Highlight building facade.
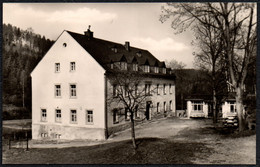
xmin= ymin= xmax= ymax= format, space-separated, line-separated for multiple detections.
xmin=186 ymin=100 xmax=209 ymax=118
xmin=31 ymin=29 xmax=176 ymax=140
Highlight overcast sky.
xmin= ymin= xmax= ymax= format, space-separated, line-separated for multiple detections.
xmin=3 ymin=3 xmax=195 ymax=68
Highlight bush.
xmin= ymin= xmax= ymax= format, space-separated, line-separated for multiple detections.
xmin=3 ymin=107 xmax=31 ymax=120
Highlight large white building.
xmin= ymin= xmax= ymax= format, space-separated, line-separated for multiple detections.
xmin=31 ymin=29 xmax=176 ymax=140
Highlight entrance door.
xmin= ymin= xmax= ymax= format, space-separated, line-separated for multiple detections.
xmin=146 ymin=102 xmax=151 ymax=120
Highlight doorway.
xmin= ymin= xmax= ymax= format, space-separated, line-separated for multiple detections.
xmin=146 ymin=101 xmax=151 ymax=120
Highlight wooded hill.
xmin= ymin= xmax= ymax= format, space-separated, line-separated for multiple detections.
xmin=3 ymin=23 xmax=54 ymax=119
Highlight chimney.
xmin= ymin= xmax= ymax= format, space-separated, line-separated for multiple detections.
xmin=125 ymin=41 xmax=130 ymax=51
xmin=84 ymin=25 xmax=94 ymax=39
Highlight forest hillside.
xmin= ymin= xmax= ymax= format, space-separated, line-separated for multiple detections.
xmin=3 ymin=23 xmax=54 ymax=119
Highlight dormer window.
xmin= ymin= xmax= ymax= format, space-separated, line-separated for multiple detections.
xmin=111 ymin=46 xmax=118 ymax=53
xmin=133 ymin=63 xmax=138 ymax=71
xmin=136 ymin=51 xmax=142 ymax=57
xmin=144 ymin=65 xmax=150 ymax=73
xmin=120 ymin=62 xmax=127 ymax=70
xmin=162 ymin=68 xmax=166 ymax=74
xmin=154 ymin=67 xmax=159 ymax=73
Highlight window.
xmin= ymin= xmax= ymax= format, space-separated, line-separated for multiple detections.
xmin=113 ymin=84 xmax=118 ymax=97
xmin=55 ymin=109 xmax=61 ymax=122
xmin=192 ymin=102 xmax=203 ymax=112
xmin=169 ymin=84 xmax=172 ymax=94
xmin=55 ymin=63 xmax=60 ymax=72
xmin=135 ymin=84 xmax=138 ymax=96
xmin=111 ymin=63 xmax=114 ymax=69
xmin=230 ymin=102 xmax=236 ymax=113
xmin=157 ymin=84 xmax=160 ymax=95
xmin=145 ymin=84 xmax=151 ymax=95
xmin=125 ymin=108 xmax=130 ymax=120
xmin=169 ymin=100 xmax=172 ymax=111
xmin=157 ymin=102 xmax=160 ymax=113
xmin=41 ymin=109 xmax=47 ymax=122
xmin=55 ymin=85 xmax=61 ymax=97
xmin=164 ymin=102 xmax=167 ymax=112
xmin=70 ymin=84 xmax=77 ymax=97
xmin=86 ymin=110 xmax=93 ymax=124
xmin=111 ymin=47 xmax=117 ymax=53
xmin=113 ymin=109 xmax=119 ymax=124
xmin=163 ymin=84 xmax=166 ymax=95
xmin=144 ymin=65 xmax=150 ymax=73
xmin=70 ymin=62 xmax=76 ymax=71
xmin=133 ymin=63 xmax=138 ymax=71
xmin=120 ymin=62 xmax=127 ymax=70
xmin=154 ymin=67 xmax=159 ymax=73
xmin=71 ymin=110 xmax=77 ymax=123
xmin=162 ymin=68 xmax=166 ymax=74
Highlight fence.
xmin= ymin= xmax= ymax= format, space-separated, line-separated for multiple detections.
xmin=3 ymin=129 xmax=31 ymax=150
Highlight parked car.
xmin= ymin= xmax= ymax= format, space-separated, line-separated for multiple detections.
xmin=222 ymin=113 xmax=238 ymax=127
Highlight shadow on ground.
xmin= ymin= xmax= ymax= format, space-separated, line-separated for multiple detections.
xmin=3 ymin=137 xmax=212 ymax=164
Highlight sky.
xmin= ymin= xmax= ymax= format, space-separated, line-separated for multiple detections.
xmin=3 ymin=3 xmax=195 ymax=68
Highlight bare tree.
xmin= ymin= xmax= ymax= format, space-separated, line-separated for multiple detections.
xmin=165 ymin=59 xmax=187 ymax=69
xmin=193 ymin=17 xmax=226 ymax=124
xmin=107 ymin=71 xmax=156 ymax=149
xmin=160 ymin=2 xmax=257 ymax=131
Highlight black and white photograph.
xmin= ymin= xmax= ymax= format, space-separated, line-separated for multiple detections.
xmin=2 ymin=2 xmax=257 ymax=164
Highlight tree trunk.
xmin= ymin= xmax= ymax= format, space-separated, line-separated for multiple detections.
xmin=236 ymin=87 xmax=246 ymax=131
xmin=22 ymin=76 xmax=25 ymax=108
xmin=130 ymin=112 xmax=137 ymax=149
xmin=212 ymin=89 xmax=217 ymax=124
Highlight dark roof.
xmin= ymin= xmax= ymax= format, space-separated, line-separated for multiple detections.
xmin=185 ymin=94 xmax=213 ymax=102
xmin=66 ymin=30 xmax=162 ymax=69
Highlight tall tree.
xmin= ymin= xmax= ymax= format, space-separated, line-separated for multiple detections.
xmin=107 ymin=71 xmax=155 ymax=149
xmin=192 ymin=16 xmax=227 ymax=123
xmin=160 ymin=2 xmax=257 ymax=131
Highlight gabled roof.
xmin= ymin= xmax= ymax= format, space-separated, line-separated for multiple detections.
xmin=66 ymin=30 xmax=162 ymax=69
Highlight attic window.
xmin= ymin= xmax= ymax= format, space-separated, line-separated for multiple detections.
xmin=111 ymin=47 xmax=118 ymax=53
xmin=136 ymin=51 xmax=142 ymax=57
xmin=162 ymin=68 xmax=166 ymax=74
xmin=144 ymin=65 xmax=150 ymax=73
xmin=120 ymin=62 xmax=127 ymax=70
xmin=63 ymin=43 xmax=67 ymax=47
xmin=154 ymin=67 xmax=159 ymax=73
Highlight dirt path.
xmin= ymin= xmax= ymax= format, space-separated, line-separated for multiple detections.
xmin=109 ymin=117 xmax=256 ymax=164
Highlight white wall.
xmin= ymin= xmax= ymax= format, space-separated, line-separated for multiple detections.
xmin=186 ymin=100 xmax=208 ymax=118
xmin=31 ymin=31 xmax=106 ymax=139
xmin=222 ymin=101 xmax=238 ymax=118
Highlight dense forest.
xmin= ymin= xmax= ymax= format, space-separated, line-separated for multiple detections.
xmin=3 ymin=23 xmax=54 ymax=119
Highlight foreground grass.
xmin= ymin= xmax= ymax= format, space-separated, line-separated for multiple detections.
xmin=3 ymin=138 xmax=212 ymax=164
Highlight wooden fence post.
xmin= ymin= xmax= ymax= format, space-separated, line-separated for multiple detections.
xmin=9 ymin=139 xmax=11 ymax=149
xmin=26 ymin=132 xmax=29 ymax=151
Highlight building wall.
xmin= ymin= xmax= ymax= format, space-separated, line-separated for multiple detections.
xmin=221 ymin=101 xmax=237 ymax=118
xmin=187 ymin=100 xmax=208 ymax=118
xmin=31 ymin=31 xmax=106 ymax=140
xmin=106 ymin=76 xmax=176 ymax=129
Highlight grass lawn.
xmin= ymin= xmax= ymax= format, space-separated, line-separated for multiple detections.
xmin=3 ymin=138 xmax=212 ymax=164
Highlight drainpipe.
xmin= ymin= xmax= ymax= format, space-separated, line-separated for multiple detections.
xmin=104 ymin=74 xmax=108 ymax=139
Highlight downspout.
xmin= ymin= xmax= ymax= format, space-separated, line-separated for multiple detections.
xmin=104 ymin=74 xmax=108 ymax=139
